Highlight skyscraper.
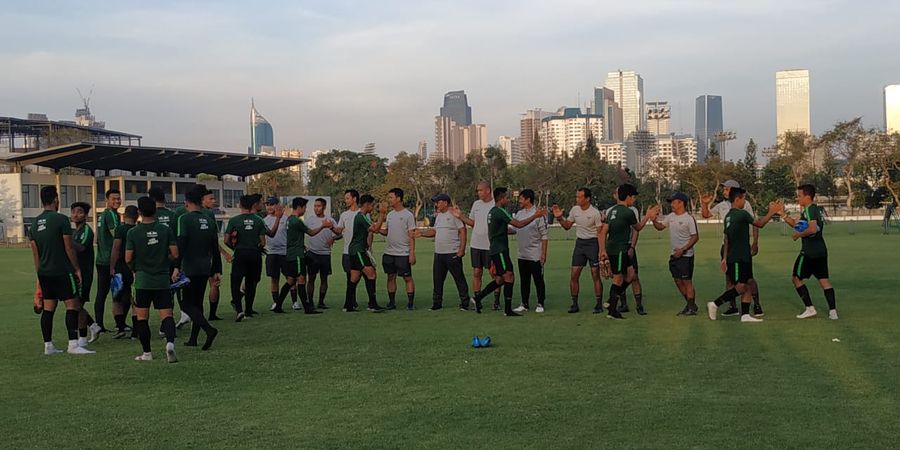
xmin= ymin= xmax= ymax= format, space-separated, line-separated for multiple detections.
xmin=604 ymin=70 xmax=645 ymax=139
xmin=249 ymin=99 xmax=274 ymax=155
xmin=540 ymin=107 xmax=604 ymax=158
xmin=497 ymin=135 xmax=520 ymax=166
xmin=433 ymin=116 xmax=487 ymax=163
xmin=695 ymin=95 xmax=723 ymax=162
xmin=592 ymin=87 xmax=623 ymax=141
xmin=417 ymin=140 xmax=428 ymax=159
xmin=519 ymin=109 xmax=552 ymax=160
xmin=439 ymin=90 xmax=472 ymax=126
xmin=646 ymin=101 xmax=670 ymax=136
xmin=776 ymin=69 xmax=811 ymax=138
xmin=885 ymin=84 xmax=900 ymax=133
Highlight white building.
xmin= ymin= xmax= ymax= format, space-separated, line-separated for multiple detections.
xmin=885 ymin=84 xmax=900 ymax=133
xmin=646 ymin=101 xmax=670 ymax=136
xmin=604 ymin=70 xmax=645 ymax=139
xmin=597 ymin=142 xmax=627 ymax=166
xmin=497 ymin=135 xmax=521 ymax=166
xmin=433 ymin=116 xmax=488 ymax=163
xmin=540 ymin=108 xmax=603 ymax=158
xmin=776 ymin=69 xmax=811 ymax=137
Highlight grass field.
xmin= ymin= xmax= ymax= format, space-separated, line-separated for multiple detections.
xmin=2 ymin=221 xmax=899 ymax=449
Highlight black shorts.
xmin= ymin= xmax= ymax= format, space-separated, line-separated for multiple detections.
xmin=266 ymin=254 xmax=286 ymax=278
xmin=793 ymin=254 xmax=829 ymax=280
xmin=471 ymin=248 xmax=491 ymax=269
xmin=282 ymin=255 xmax=306 ymax=278
xmin=631 ymin=250 xmax=639 ymax=274
xmin=349 ymin=251 xmax=374 ymax=271
xmin=490 ymin=251 xmax=514 ymax=275
xmin=669 ymin=256 xmax=694 ymax=280
xmin=342 ymin=254 xmax=351 ymax=273
xmin=572 ymin=238 xmax=600 ymax=267
xmin=134 ymin=289 xmax=174 ymax=309
xmin=383 ymin=254 xmax=412 ymax=277
xmin=609 ymin=251 xmax=633 ymax=275
xmin=726 ymin=261 xmax=754 ymax=285
xmin=38 ymin=273 xmax=78 ymax=301
xmin=306 ymin=253 xmax=332 ymax=276
xmin=78 ymin=269 xmax=94 ymax=303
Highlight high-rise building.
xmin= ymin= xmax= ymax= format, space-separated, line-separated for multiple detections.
xmin=776 ymin=69 xmax=811 ymax=138
xmin=363 ymin=142 xmax=376 ymax=154
xmin=592 ymin=87 xmax=624 ymax=141
xmin=281 ymin=148 xmax=309 ymax=184
xmin=597 ymin=142 xmax=627 ymax=166
xmin=540 ymin=107 xmax=604 ymax=158
xmin=604 ymin=70 xmax=645 ymax=139
xmin=439 ymin=90 xmax=472 ymax=126
xmin=433 ymin=116 xmax=488 ymax=163
xmin=519 ymin=109 xmax=552 ymax=161
xmin=250 ymin=99 xmax=274 ymax=155
xmin=417 ymin=140 xmax=428 ymax=160
xmin=885 ymin=84 xmax=900 ymax=133
xmin=497 ymin=135 xmax=521 ymax=166
xmin=646 ymin=101 xmax=670 ymax=136
xmin=695 ymin=95 xmax=723 ymax=162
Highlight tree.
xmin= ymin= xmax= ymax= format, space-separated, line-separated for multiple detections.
xmin=735 ymin=138 xmax=760 ymax=202
xmin=819 ymin=118 xmax=867 ymax=211
xmin=707 ymin=142 xmax=719 ymax=160
xmin=775 ymin=131 xmax=816 ymax=187
xmin=307 ymin=150 xmax=388 ymax=208
xmin=866 ymin=129 xmax=900 ymax=206
xmin=248 ymin=169 xmax=302 ymax=197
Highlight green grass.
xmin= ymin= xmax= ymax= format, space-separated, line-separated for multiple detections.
xmin=2 ymin=222 xmax=899 ymax=449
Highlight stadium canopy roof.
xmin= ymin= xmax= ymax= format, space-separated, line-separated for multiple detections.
xmin=0 ymin=142 xmax=308 ymax=178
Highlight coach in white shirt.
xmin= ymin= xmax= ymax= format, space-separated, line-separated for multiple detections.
xmin=453 ymin=181 xmax=498 ymax=310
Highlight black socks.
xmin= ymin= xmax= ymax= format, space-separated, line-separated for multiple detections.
xmin=114 ymin=314 xmax=127 ymax=331
xmin=136 ymin=319 xmax=151 ymax=352
xmin=796 ymin=285 xmax=813 ymax=307
xmin=41 ymin=309 xmax=55 ymax=342
xmin=740 ymin=302 xmax=751 ymax=315
xmin=714 ymin=288 xmax=739 ymax=306
xmin=65 ymin=309 xmax=78 ymax=340
xmin=161 ymin=316 xmax=176 ymax=344
xmin=475 ymin=281 xmax=499 ymax=302
xmin=824 ymin=288 xmax=836 ymax=310
xmin=634 ymin=293 xmax=643 ymax=308
xmin=208 ymin=301 xmax=219 ymax=319
xmin=364 ymin=278 xmax=377 ymax=306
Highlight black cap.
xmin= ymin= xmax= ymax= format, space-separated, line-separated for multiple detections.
xmin=431 ymin=193 xmax=451 ymax=203
xmin=265 ymin=196 xmax=279 ymax=205
xmin=666 ymin=192 xmax=689 ymax=204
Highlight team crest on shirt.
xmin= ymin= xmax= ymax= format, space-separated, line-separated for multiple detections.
xmin=147 ymin=230 xmax=159 ymax=245
xmin=36 ymin=218 xmax=47 ymax=232
xmin=609 ymin=209 xmax=618 ymax=220
xmin=199 ymin=218 xmax=209 ymax=230
xmin=243 ymin=219 xmax=255 ymax=230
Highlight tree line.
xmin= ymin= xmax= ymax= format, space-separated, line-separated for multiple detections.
xmin=284 ymin=117 xmax=898 ymax=218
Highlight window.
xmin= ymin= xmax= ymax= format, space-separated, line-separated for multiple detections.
xmin=124 ymin=180 xmax=147 ymax=201
xmin=175 ymin=182 xmax=194 ymax=203
xmin=77 ymin=186 xmax=92 ymax=204
xmin=22 ymin=184 xmax=39 ymax=208
xmin=60 ymin=185 xmax=75 ymax=207
xmin=96 ymin=180 xmax=105 ymax=202
xmin=223 ymin=189 xmax=244 ymax=208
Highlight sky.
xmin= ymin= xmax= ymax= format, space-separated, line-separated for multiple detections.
xmin=1 ymin=0 xmax=898 ymax=161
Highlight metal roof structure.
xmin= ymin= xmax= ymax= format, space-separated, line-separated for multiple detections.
xmin=0 ymin=116 xmax=142 ymax=150
xmin=0 ymin=142 xmax=308 ymax=178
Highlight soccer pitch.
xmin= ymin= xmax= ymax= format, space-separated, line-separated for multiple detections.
xmin=2 ymin=222 xmax=899 ymax=449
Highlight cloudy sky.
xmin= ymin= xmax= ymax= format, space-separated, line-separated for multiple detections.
xmin=2 ymin=0 xmax=898 ymax=160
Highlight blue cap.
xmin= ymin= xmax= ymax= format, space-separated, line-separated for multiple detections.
xmin=666 ymin=192 xmax=690 ymax=204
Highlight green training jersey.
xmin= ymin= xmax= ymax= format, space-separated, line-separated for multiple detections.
xmin=348 ymin=213 xmax=372 ymax=255
xmin=95 ymin=207 xmax=119 ymax=265
xmin=799 ymin=203 xmax=827 ymax=258
xmin=177 ymin=206 xmax=218 ymax=231
xmin=73 ymin=223 xmax=94 ymax=273
xmin=177 ymin=210 xmax=222 ymax=277
xmin=487 ymin=206 xmax=512 ymax=255
xmin=113 ymin=223 xmax=136 ymax=273
xmin=604 ymin=204 xmax=637 ymax=255
xmin=29 ymin=210 xmax=74 ymax=276
xmin=126 ymin=221 xmax=176 ymax=290
xmin=155 ymin=206 xmax=177 ymax=229
xmin=224 ymin=213 xmax=266 ymax=251
xmin=286 ymin=215 xmax=311 ymax=260
xmin=724 ymin=208 xmax=754 ymax=264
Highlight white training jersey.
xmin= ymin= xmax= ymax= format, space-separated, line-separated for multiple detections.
xmin=337 ymin=209 xmax=359 ymax=255
xmin=469 ymin=199 xmax=495 ymax=250
xmin=567 ymin=205 xmax=603 ymax=240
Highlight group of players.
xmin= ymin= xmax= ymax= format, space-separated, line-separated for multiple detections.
xmin=29 ymin=177 xmax=838 ymax=362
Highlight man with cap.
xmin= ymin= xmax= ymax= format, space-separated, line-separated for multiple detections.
xmin=701 ymin=180 xmax=764 ymax=317
xmin=599 ymin=184 xmax=660 ymax=320
xmin=652 ymin=192 xmax=700 ymax=315
xmin=417 ymin=193 xmax=470 ymax=310
xmin=261 ymin=196 xmax=289 ymax=313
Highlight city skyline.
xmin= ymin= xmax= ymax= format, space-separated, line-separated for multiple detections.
xmin=2 ymin=1 xmax=899 ymax=160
